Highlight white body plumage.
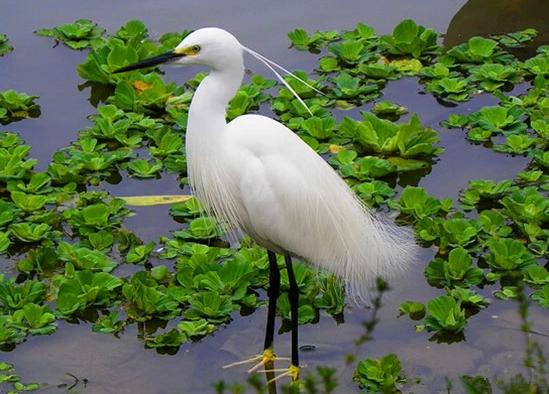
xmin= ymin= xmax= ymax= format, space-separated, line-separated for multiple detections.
xmin=181 ymin=28 xmax=417 ymax=301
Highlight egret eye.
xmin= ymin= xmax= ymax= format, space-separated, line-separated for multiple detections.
xmin=191 ymin=45 xmax=201 ymax=54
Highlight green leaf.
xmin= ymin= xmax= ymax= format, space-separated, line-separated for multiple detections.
xmin=10 ymin=223 xmax=51 ymax=242
xmin=57 ymin=270 xmax=123 ymax=315
xmin=145 ymin=328 xmax=187 ymax=348
xmin=0 ymin=34 xmax=14 ymax=57
xmin=92 ymin=311 xmax=125 ymax=334
xmin=288 ymin=29 xmax=310 ymax=49
xmin=58 ymin=242 xmax=118 ymax=272
xmin=185 ymin=292 xmax=234 ymax=323
xmin=177 ymin=318 xmax=216 ymax=337
xmin=0 ymin=276 xmax=46 ymax=311
xmin=127 ymin=242 xmax=155 ymax=264
xmin=394 ymin=186 xmax=452 ymax=220
xmin=485 ymin=238 xmax=535 ymax=271
xmin=10 ymin=192 xmax=47 ymax=212
xmin=532 ymin=284 xmax=549 ymax=308
xmin=425 ymin=295 xmax=466 ymax=332
xmin=399 ymin=301 xmax=425 ymax=320
xmin=354 ymin=353 xmax=403 ymax=392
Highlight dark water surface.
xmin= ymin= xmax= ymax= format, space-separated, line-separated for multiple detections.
xmin=1 ymin=1 xmax=548 ymax=393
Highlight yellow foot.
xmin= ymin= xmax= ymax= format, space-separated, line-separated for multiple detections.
xmin=222 ymin=348 xmax=290 ymax=373
xmin=258 ymin=364 xmax=301 ymax=383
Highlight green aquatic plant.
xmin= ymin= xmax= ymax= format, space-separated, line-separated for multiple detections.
xmin=449 ymin=287 xmax=489 ymax=311
xmin=55 ymin=268 xmax=123 ymax=316
xmin=185 ymin=292 xmax=235 ymax=323
xmin=92 ymin=311 xmax=125 ymax=334
xmin=381 ymin=19 xmax=438 ymax=59
xmin=470 ymin=63 xmax=523 ymax=92
xmin=0 ymin=144 xmax=38 ymax=182
xmin=227 ymin=75 xmax=276 ymax=120
xmin=371 ymin=101 xmax=407 ymax=120
xmin=177 ymin=318 xmax=217 ymax=337
xmin=524 ymin=53 xmax=549 ymax=76
xmin=398 ymin=301 xmax=425 ymax=320
xmin=174 ymin=217 xmax=223 ymax=240
xmin=330 ymin=150 xmax=399 ymax=181
xmin=62 ymin=198 xmax=131 ymax=235
xmin=0 ymin=232 xmax=9 ymax=254
xmin=353 ymin=353 xmax=404 ymax=393
xmin=277 ymin=293 xmax=316 ymax=324
xmin=493 ymin=28 xmax=538 ymax=49
xmin=193 ymin=258 xmax=257 ymax=303
xmin=531 ymin=150 xmax=549 ymax=169
xmin=523 ymin=266 xmax=549 ymax=286
xmin=314 ymin=274 xmax=345 ymax=316
xmin=494 ymin=134 xmax=537 ymax=155
xmin=477 ymin=210 xmax=513 ymax=238
xmin=532 ymin=284 xmax=549 ymax=308
xmin=391 ymin=186 xmax=452 ymax=221
xmin=424 ymin=247 xmax=484 ymax=288
xmin=353 ymin=180 xmax=395 ymax=207
xmin=287 ymin=28 xmax=338 ymax=52
xmin=122 ymin=271 xmax=181 ymax=321
xmin=11 ymin=303 xmax=57 ymax=336
xmin=484 ymin=238 xmax=536 ymax=271
xmin=57 ymin=242 xmax=118 ymax=272
xmin=110 ymin=74 xmax=186 ymax=113
xmin=0 ymin=316 xmax=26 ymax=345
xmin=328 ymin=40 xmax=369 ymax=65
xmin=425 ymin=77 xmax=472 ymax=102
xmin=35 ymin=19 xmax=105 ymax=49
xmin=446 ymin=36 xmax=501 ymax=64
xmin=77 ymin=37 xmax=158 ymax=85
xmin=169 ymin=197 xmax=203 ymax=219
xmin=9 ymin=191 xmax=47 ymax=213
xmin=0 ymin=276 xmax=46 ymax=312
xmin=473 ymin=105 xmax=527 ymax=134
xmin=501 ymin=186 xmax=549 ymax=226
xmin=9 ymin=223 xmax=51 ymax=243
xmin=330 ymin=72 xmax=380 ymax=102
xmin=126 ymin=242 xmax=155 ymax=264
xmin=0 ymin=90 xmax=40 ymax=124
xmin=341 ymin=112 xmax=442 ymax=158
xmin=437 ymin=217 xmax=480 ymax=249
xmin=0 ymin=361 xmax=40 ymax=392
xmin=126 ymin=159 xmax=163 ymax=178
xmin=298 ymin=116 xmax=337 ymax=141
xmin=0 ymin=34 xmax=13 ymax=56
xmin=424 ymin=294 xmax=466 ymax=333
xmin=459 ymin=179 xmax=515 ymax=210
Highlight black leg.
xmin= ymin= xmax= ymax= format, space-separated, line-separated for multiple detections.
xmin=264 ymin=250 xmax=280 ymax=350
xmin=284 ymin=253 xmax=299 ymax=367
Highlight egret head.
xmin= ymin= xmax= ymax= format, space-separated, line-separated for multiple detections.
xmin=114 ymin=27 xmax=243 ymax=74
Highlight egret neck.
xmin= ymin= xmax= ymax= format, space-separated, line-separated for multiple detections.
xmin=185 ymin=53 xmax=246 ymax=235
xmin=187 ymin=60 xmax=245 ymax=141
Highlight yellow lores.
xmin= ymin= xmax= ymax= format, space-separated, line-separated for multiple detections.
xmin=174 ymin=44 xmax=201 ymax=56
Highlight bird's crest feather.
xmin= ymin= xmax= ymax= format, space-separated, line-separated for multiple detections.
xmin=241 ymin=45 xmax=325 ymax=116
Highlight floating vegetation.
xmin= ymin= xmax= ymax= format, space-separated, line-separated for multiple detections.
xmin=35 ymin=19 xmax=106 ymax=50
xmin=0 ymin=90 xmax=40 ymax=124
xmin=1 ymin=15 xmax=548 ymax=391
xmin=0 ymin=34 xmax=13 ymax=57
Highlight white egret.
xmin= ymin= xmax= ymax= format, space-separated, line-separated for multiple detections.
xmin=115 ymin=27 xmax=417 ymax=381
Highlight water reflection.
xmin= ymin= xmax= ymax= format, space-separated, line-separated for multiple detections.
xmin=445 ymin=0 xmax=549 ymax=59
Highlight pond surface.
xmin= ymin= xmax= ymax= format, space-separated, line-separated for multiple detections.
xmin=1 ymin=0 xmax=548 ymax=393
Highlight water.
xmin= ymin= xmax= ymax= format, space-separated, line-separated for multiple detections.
xmin=1 ymin=0 xmax=548 ymax=392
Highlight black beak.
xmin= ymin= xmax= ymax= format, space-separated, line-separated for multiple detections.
xmin=113 ymin=51 xmax=183 ymax=73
